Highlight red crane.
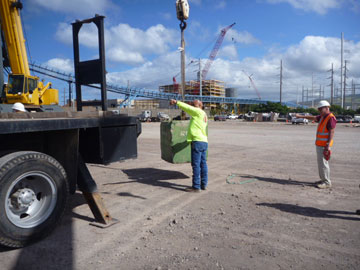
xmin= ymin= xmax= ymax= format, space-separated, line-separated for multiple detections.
xmin=201 ymin=22 xmax=235 ymax=81
xmin=242 ymin=70 xmax=261 ymax=99
xmin=172 ymin=23 xmax=235 ymax=94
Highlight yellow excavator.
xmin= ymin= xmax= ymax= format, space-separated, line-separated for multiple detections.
xmin=0 ymin=0 xmax=59 ymax=111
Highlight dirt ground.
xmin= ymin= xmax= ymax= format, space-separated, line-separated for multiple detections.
xmin=0 ymin=121 xmax=359 ymax=270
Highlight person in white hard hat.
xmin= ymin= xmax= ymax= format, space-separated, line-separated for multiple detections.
xmin=295 ymin=100 xmax=336 ymax=189
xmin=12 ymin=102 xmax=27 ymax=113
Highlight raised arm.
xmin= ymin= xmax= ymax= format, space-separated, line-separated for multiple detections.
xmin=170 ymin=99 xmax=201 ymax=117
xmin=295 ymin=114 xmax=317 ymax=121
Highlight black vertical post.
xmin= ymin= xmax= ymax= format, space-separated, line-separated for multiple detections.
xmin=72 ymin=15 xmax=107 ymax=112
xmin=95 ymin=18 xmax=107 ymax=111
xmin=72 ymin=21 xmax=82 ymax=111
xmin=0 ymin=24 xmax=4 ymax=101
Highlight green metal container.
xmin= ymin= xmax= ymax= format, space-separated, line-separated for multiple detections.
xmin=161 ymin=120 xmax=191 ymax=163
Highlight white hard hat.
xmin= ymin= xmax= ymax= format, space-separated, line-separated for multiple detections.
xmin=12 ymin=102 xmax=26 ymax=112
xmin=317 ymin=100 xmax=330 ymax=109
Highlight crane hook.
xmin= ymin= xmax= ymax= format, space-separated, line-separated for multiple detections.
xmin=179 ymin=20 xmax=187 ymax=31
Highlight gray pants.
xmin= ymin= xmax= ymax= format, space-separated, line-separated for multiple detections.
xmin=316 ymin=146 xmax=331 ymax=183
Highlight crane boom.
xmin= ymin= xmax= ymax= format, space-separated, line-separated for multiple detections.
xmin=201 ymin=22 xmax=235 ymax=80
xmin=0 ymin=0 xmax=29 ymax=75
xmin=243 ymin=70 xmax=261 ymax=99
xmin=0 ymin=0 xmax=59 ymax=107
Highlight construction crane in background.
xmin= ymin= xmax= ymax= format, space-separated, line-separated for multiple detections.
xmin=172 ymin=22 xmax=235 ymax=93
xmin=201 ymin=22 xmax=235 ymax=81
xmin=242 ymin=70 xmax=261 ymax=99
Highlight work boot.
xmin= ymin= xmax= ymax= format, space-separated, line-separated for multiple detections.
xmin=201 ymin=186 xmax=207 ymax=191
xmin=185 ymin=187 xmax=201 ymax=193
xmin=314 ymin=180 xmax=323 ymax=185
xmin=316 ymin=181 xmax=331 ymax=189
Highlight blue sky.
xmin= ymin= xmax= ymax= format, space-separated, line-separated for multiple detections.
xmin=13 ymin=0 xmax=360 ymax=102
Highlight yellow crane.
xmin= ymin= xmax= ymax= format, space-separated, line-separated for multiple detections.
xmin=0 ymin=0 xmax=59 ymax=108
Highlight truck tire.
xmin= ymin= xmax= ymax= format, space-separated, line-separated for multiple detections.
xmin=0 ymin=151 xmax=69 ymax=248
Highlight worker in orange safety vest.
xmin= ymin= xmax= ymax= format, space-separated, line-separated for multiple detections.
xmin=296 ymin=100 xmax=337 ymax=189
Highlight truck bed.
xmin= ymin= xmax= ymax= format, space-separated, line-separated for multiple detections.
xmin=0 ymin=111 xmax=141 ymax=193
xmin=0 ymin=111 xmax=139 ymax=134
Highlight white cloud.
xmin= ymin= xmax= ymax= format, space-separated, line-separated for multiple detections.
xmin=29 ymin=0 xmax=114 ymax=16
xmin=106 ymin=24 xmax=177 ymax=56
xmin=56 ymin=23 xmax=99 ymax=48
xmin=218 ymin=44 xmax=238 ymax=60
xmin=285 ymin=36 xmax=341 ymax=72
xmin=49 ymin=35 xmax=360 ymax=102
xmin=266 ymin=0 xmax=340 ymax=15
xmin=55 ymin=23 xmax=177 ymax=65
xmin=44 ymin=58 xmax=74 ymax=73
xmin=107 ymin=52 xmax=181 ymax=89
xmin=225 ymin=28 xmax=261 ymax=45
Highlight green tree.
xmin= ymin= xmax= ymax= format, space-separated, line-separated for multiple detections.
xmin=250 ymin=102 xmax=290 ymax=115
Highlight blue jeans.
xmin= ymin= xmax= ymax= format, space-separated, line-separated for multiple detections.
xmin=191 ymin=141 xmax=208 ymax=189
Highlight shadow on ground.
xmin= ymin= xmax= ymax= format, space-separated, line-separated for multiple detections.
xmin=227 ymin=174 xmax=313 ymax=186
xmin=104 ymin=168 xmax=190 ymax=191
xmin=0 ymin=192 xmax=90 ymax=269
xmin=257 ymin=203 xmax=360 ymax=221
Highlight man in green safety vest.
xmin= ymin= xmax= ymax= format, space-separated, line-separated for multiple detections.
xmin=170 ymin=99 xmax=208 ymax=192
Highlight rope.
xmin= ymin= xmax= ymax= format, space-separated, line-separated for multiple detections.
xmin=226 ymin=174 xmax=258 ymax=185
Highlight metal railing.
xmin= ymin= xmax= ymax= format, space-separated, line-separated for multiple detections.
xmin=29 ymin=62 xmax=303 ymax=107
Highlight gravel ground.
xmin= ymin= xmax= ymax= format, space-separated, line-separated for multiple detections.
xmin=0 ymin=121 xmax=359 ymax=270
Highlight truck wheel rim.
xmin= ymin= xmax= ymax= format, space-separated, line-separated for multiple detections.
xmin=5 ymin=172 xmax=57 ymax=229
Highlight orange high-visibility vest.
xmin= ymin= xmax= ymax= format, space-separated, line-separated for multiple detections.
xmin=316 ymin=113 xmax=336 ymax=147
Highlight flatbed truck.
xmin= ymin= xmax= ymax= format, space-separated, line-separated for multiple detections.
xmin=0 ymin=111 xmax=141 ymax=247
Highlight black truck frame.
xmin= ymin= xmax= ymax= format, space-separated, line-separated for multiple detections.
xmin=0 ymin=111 xmax=141 ymax=247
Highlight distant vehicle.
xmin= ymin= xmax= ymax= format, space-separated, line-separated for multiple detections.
xmin=262 ymin=113 xmax=271 ymax=121
xmin=237 ymin=114 xmax=244 ymax=119
xmin=291 ymin=114 xmax=309 ymax=124
xmin=336 ymin=115 xmax=353 ymax=123
xmin=214 ymin=115 xmax=226 ymax=121
xmin=157 ymin=112 xmax=170 ymax=121
xmin=139 ymin=110 xmax=152 ymax=122
xmin=353 ymin=115 xmax=360 ymax=123
xmin=244 ymin=111 xmax=255 ymax=121
xmin=228 ymin=114 xmax=237 ymax=120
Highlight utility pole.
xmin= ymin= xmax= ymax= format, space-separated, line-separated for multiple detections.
xmin=302 ymin=86 xmax=304 ymax=103
xmin=328 ymin=63 xmax=334 ymax=105
xmin=176 ymin=0 xmax=189 ymax=119
xmin=340 ymin=32 xmax=344 ymax=108
xmin=279 ymin=59 xmax=282 ymax=104
xmin=199 ymin=58 xmax=202 ymax=100
xmin=296 ymin=85 xmax=299 ymax=105
xmin=180 ymin=27 xmax=186 ymax=103
xmin=311 ymin=73 xmax=314 ymax=107
xmin=351 ymin=79 xmax=354 ymax=110
xmin=343 ymin=60 xmax=348 ymax=109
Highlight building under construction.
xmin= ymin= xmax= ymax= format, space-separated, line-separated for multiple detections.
xmin=159 ymin=79 xmax=225 ymax=108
